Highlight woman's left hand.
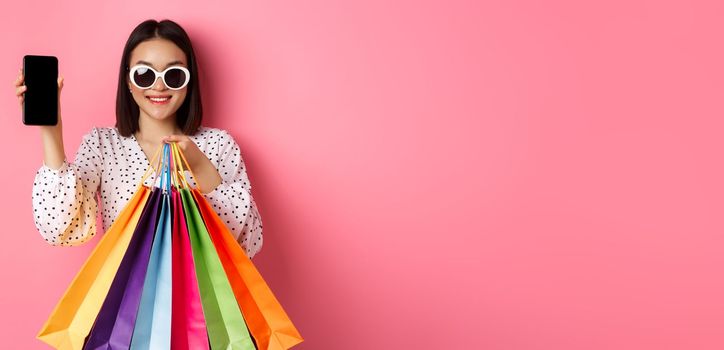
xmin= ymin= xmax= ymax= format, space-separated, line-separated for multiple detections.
xmin=161 ymin=134 xmax=207 ymax=172
xmin=161 ymin=134 xmax=223 ymax=194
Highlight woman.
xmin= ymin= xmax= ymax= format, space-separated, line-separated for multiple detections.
xmin=14 ymin=19 xmax=263 ymax=258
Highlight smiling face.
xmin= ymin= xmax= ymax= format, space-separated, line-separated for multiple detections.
xmin=127 ymin=38 xmax=188 ymax=122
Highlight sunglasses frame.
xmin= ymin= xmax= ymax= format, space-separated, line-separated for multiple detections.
xmin=128 ymin=64 xmax=191 ymax=90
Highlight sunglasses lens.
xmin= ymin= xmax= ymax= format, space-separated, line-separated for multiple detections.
xmin=132 ymin=67 xmax=156 ymax=88
xmin=164 ymin=68 xmax=188 ymax=89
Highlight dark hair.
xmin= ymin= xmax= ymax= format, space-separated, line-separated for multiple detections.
xmin=115 ymin=19 xmax=202 ymax=137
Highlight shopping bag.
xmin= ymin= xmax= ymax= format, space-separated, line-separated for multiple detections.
xmin=83 ymin=188 xmax=162 ymax=349
xmin=175 ymin=142 xmax=303 ymax=350
xmin=171 ymin=187 xmax=210 ymax=350
xmin=36 ymin=146 xmax=162 ymax=349
xmin=171 ymin=143 xmax=255 ymax=350
xmin=130 ymin=144 xmax=174 ymax=350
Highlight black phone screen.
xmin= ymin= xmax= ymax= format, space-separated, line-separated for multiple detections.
xmin=23 ymin=55 xmax=58 ymax=125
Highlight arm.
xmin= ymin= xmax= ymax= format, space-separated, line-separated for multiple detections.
xmin=32 ymin=128 xmax=103 ymax=246
xmin=195 ymin=130 xmax=264 ymax=259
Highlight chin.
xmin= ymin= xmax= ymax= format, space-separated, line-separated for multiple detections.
xmin=139 ymin=110 xmax=171 ymax=122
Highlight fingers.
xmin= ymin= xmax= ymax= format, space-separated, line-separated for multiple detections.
xmin=57 ymin=75 xmax=63 ymax=125
xmin=15 ymin=68 xmax=26 ymax=99
xmin=162 ymin=134 xmax=189 ymax=143
xmin=17 ymin=91 xmax=24 ymax=108
xmin=16 ymin=69 xmax=26 ymax=109
xmin=14 ymin=68 xmax=24 ymax=87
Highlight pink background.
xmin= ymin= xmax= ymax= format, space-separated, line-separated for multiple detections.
xmin=1 ymin=0 xmax=724 ymax=349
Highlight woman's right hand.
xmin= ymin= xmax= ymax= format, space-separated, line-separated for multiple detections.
xmin=14 ymin=68 xmax=64 ymax=130
xmin=15 ymin=68 xmax=67 ymax=169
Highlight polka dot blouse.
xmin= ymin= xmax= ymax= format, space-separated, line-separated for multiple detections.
xmin=31 ymin=126 xmax=263 ymax=259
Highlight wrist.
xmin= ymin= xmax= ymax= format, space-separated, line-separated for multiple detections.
xmin=40 ymin=125 xmax=66 ymax=169
xmin=39 ymin=123 xmax=62 ymax=140
xmin=192 ymin=158 xmax=222 ymax=194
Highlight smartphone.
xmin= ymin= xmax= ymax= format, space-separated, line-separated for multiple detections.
xmin=23 ymin=55 xmax=58 ymax=125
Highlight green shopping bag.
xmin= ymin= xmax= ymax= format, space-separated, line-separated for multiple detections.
xmin=180 ymin=186 xmax=255 ymax=349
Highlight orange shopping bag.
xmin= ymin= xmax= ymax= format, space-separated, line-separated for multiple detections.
xmin=172 ymin=143 xmax=303 ymax=350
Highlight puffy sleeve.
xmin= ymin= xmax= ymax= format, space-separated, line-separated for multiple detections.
xmin=196 ymin=130 xmax=264 ymax=259
xmin=32 ymin=127 xmax=102 ymax=246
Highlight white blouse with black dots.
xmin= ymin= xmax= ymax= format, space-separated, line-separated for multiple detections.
xmin=31 ymin=126 xmax=263 ymax=259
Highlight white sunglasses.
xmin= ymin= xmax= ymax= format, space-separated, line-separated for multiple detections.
xmin=128 ymin=64 xmax=190 ymax=90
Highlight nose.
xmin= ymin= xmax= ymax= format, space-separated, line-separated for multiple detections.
xmin=151 ymin=75 xmax=167 ymax=91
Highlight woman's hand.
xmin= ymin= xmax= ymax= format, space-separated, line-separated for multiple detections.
xmin=160 ymin=134 xmax=205 ymax=170
xmin=14 ymin=68 xmax=27 ymax=111
xmin=162 ymin=134 xmax=222 ymax=194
